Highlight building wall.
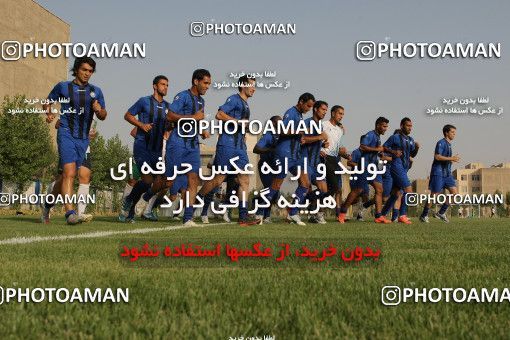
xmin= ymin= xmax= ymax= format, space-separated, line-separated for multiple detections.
xmin=412 ymin=178 xmax=430 ymax=194
xmin=0 ymin=0 xmax=70 ymax=203
xmin=0 ymin=0 xmax=70 ymax=104
xmin=455 ymin=163 xmax=510 ymax=195
xmin=480 ymin=168 xmax=510 ymax=194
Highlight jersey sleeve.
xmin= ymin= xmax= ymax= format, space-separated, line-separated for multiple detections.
xmin=169 ymin=92 xmax=187 ymax=114
xmin=410 ymin=137 xmax=416 ymax=153
xmin=435 ymin=140 xmax=445 ymax=156
xmin=383 ymin=135 xmax=397 ymax=150
xmin=360 ymin=132 xmax=374 ymax=147
xmin=127 ymin=97 xmax=144 ymax=116
xmin=283 ymin=110 xmax=299 ymax=126
xmin=218 ymin=95 xmax=238 ymax=117
xmin=95 ymin=87 xmax=106 ymax=108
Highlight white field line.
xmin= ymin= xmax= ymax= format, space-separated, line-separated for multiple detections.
xmin=0 ymin=222 xmax=233 ymax=245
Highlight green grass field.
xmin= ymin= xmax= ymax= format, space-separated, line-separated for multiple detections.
xmin=0 ymin=215 xmax=509 ymax=339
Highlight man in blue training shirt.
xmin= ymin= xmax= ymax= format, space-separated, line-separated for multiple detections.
xmin=118 ymin=75 xmax=170 ymax=222
xmin=253 ymin=115 xmax=282 ymax=224
xmin=358 ymin=128 xmax=406 ymax=222
xmin=338 ymin=117 xmax=391 ymax=224
xmin=380 ymin=117 xmax=420 ymax=224
xmin=420 ymin=124 xmax=460 ymax=223
xmin=254 ymin=93 xmax=317 ymax=226
xmin=42 ymin=57 xmax=107 ymax=225
xmin=299 ymin=100 xmax=330 ymax=224
xmin=164 ymin=69 xmax=211 ymax=226
xmin=195 ymin=75 xmax=259 ymax=226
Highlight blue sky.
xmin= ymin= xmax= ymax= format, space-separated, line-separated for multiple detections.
xmin=36 ymin=0 xmax=509 ymax=177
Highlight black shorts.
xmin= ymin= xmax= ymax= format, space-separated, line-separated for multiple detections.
xmin=324 ymin=155 xmax=342 ymax=194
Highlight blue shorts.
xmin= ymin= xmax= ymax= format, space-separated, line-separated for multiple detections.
xmin=165 ymin=144 xmax=201 ymax=178
xmin=169 ymin=175 xmax=188 ymax=195
xmin=308 ymin=165 xmax=326 ymax=185
xmin=214 ymin=146 xmax=249 ymax=171
xmin=429 ymin=175 xmax=456 ymax=193
xmin=350 ymin=177 xmax=369 ymax=194
xmin=57 ymin=127 xmax=89 ymax=168
xmin=133 ymin=139 xmax=162 ymax=171
xmin=273 ymin=155 xmax=305 ymax=179
xmin=390 ymin=167 xmax=411 ymax=190
xmin=382 ymin=172 xmax=393 ymax=197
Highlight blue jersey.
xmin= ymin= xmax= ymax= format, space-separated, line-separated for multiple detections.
xmin=383 ymin=133 xmax=416 ymax=171
xmin=255 ymin=131 xmax=278 ymax=165
xmin=217 ymin=94 xmax=250 ymax=150
xmin=431 ymin=138 xmax=452 ymax=177
xmin=275 ymin=106 xmax=303 ymax=160
xmin=350 ymin=148 xmax=362 ymax=168
xmin=128 ymin=95 xmax=170 ymax=153
xmin=360 ymin=130 xmax=381 ymax=165
xmin=301 ymin=117 xmax=322 ymax=168
xmin=48 ymin=81 xmax=105 ymax=139
xmin=168 ymin=89 xmax=205 ymax=149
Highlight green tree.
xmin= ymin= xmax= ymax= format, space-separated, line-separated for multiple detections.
xmin=0 ymin=95 xmax=57 ymax=197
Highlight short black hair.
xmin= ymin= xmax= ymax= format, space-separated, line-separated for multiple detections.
xmin=298 ymin=92 xmax=315 ymax=103
xmin=192 ymin=69 xmax=211 ymax=83
xmin=313 ymin=100 xmax=328 ymax=111
xmin=400 ymin=117 xmax=411 ymax=126
xmin=71 ymin=57 xmax=96 ymax=77
xmin=238 ymin=75 xmax=254 ymax=92
xmin=153 ymin=75 xmax=168 ymax=85
xmin=443 ymin=124 xmax=456 ymax=135
xmin=375 ymin=116 xmax=389 ymax=126
xmin=331 ymin=105 xmax=344 ymax=114
xmin=270 ymin=115 xmax=281 ymax=125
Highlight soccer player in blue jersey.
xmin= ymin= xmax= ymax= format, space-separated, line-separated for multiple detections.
xmin=42 ymin=57 xmax=107 ymax=225
xmin=195 ymin=75 xmax=259 ymax=226
xmin=299 ymin=100 xmax=330 ymax=224
xmin=380 ymin=117 xmax=420 ymax=224
xmin=254 ymin=93 xmax=317 ymax=226
xmin=253 ymin=115 xmax=282 ymax=224
xmin=420 ymin=124 xmax=460 ymax=223
xmin=338 ymin=117 xmax=391 ymax=224
xmin=164 ymin=69 xmax=211 ymax=226
xmin=358 ymin=128 xmax=403 ymax=222
xmin=46 ymin=119 xmax=97 ymax=223
xmin=118 ymin=75 xmax=170 ymax=222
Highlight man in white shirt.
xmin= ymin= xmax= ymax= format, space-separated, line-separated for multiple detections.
xmin=320 ymin=105 xmax=349 ymax=217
